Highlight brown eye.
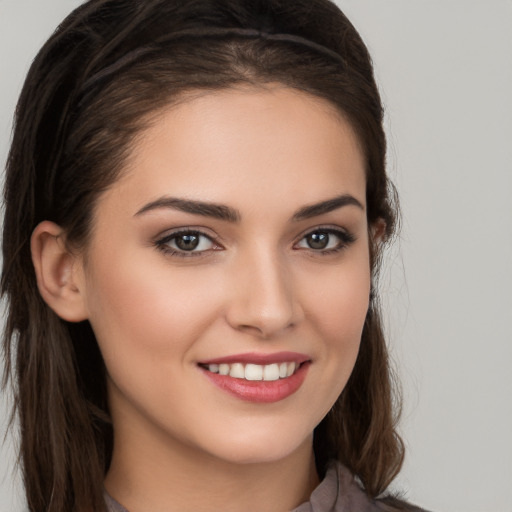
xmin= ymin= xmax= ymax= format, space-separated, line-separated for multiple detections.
xmin=295 ymin=228 xmax=356 ymax=253
xmin=306 ymin=232 xmax=330 ymax=250
xmin=175 ymin=233 xmax=200 ymax=251
xmin=156 ymin=230 xmax=217 ymax=256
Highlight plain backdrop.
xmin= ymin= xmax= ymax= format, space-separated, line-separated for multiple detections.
xmin=1 ymin=1 xmax=511 ymax=511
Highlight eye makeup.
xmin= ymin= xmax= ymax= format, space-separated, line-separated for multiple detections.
xmin=154 ymin=224 xmax=357 ymax=259
xmin=155 ymin=229 xmax=223 ymax=258
xmin=293 ymin=226 xmax=356 ymax=256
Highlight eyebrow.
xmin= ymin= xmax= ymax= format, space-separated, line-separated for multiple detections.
xmin=134 ymin=194 xmax=364 ymax=222
xmin=292 ymin=194 xmax=364 ymax=221
xmin=135 ymin=197 xmax=241 ymax=222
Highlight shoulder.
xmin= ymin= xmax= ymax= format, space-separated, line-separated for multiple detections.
xmin=295 ymin=462 xmax=431 ymax=512
xmin=376 ymin=495 xmax=431 ymax=512
xmin=104 ymin=491 xmax=129 ymax=512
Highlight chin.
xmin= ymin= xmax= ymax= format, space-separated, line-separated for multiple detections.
xmin=194 ymin=423 xmax=315 ymax=466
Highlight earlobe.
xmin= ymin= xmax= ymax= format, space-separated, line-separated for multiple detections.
xmin=31 ymin=221 xmax=89 ymax=322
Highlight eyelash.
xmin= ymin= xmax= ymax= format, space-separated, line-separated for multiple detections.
xmin=155 ymin=229 xmax=220 ymax=258
xmin=296 ymin=227 xmax=356 ymax=256
xmin=155 ymin=227 xmax=356 ymax=258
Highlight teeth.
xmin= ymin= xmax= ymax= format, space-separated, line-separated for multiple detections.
xmin=205 ymin=361 xmax=301 ymax=381
xmin=229 ymin=363 xmax=245 ymax=379
xmin=245 ymin=364 xmax=263 ymax=381
xmin=286 ymin=362 xmax=296 ymax=377
xmin=263 ymin=363 xmax=279 ymax=381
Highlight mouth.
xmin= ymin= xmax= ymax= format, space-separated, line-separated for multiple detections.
xmin=198 ymin=361 xmax=304 ymax=381
xmin=197 ymin=352 xmax=311 ymax=403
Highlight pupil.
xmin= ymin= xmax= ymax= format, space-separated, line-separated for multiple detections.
xmin=307 ymin=232 xmax=329 ymax=249
xmin=176 ymin=234 xmax=199 ymax=251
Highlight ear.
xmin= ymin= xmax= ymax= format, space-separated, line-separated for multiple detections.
xmin=370 ymin=218 xmax=387 ymax=245
xmin=31 ymin=221 xmax=88 ymax=322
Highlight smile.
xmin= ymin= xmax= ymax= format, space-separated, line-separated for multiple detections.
xmin=202 ymin=362 xmax=299 ymax=381
xmin=198 ymin=352 xmax=311 ymax=403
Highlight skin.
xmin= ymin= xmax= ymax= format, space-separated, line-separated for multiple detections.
xmin=33 ymin=85 xmax=372 ymax=512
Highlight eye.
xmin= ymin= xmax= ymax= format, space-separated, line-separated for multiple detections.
xmin=156 ymin=230 xmax=219 ymax=256
xmin=295 ymin=228 xmax=355 ymax=253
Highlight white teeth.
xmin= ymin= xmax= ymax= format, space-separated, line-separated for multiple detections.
xmin=205 ymin=361 xmax=302 ymax=380
xmin=245 ymin=364 xmax=263 ymax=381
xmin=263 ymin=363 xmax=280 ymax=381
xmin=229 ymin=363 xmax=245 ymax=379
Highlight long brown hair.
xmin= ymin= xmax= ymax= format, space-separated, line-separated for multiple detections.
xmin=2 ymin=1 xmax=404 ymax=510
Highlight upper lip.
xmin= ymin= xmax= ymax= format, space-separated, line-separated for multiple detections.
xmin=198 ymin=351 xmax=311 ymax=365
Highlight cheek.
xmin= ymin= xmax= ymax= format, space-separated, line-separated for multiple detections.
xmin=320 ymin=277 xmax=369 ymax=369
xmin=82 ymin=248 xmax=225 ymax=367
xmin=300 ymin=247 xmax=371 ymax=404
xmin=304 ymin=248 xmax=371 ymax=338
xmin=81 ymin=253 xmax=232 ymax=432
xmin=322 ymin=271 xmax=369 ymax=339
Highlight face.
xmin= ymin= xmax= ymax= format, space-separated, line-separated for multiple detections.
xmin=77 ymin=85 xmax=370 ymax=466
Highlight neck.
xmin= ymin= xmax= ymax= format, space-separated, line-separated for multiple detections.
xmin=105 ymin=413 xmax=319 ymax=512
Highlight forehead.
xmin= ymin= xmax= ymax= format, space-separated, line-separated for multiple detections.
xmin=104 ymin=85 xmax=366 ymax=217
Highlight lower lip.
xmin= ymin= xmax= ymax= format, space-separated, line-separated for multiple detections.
xmin=200 ymin=362 xmax=310 ymax=403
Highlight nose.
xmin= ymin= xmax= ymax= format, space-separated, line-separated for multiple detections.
xmin=225 ymin=248 xmax=302 ymax=338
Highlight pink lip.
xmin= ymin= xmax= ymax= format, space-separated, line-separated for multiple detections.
xmin=199 ymin=360 xmax=311 ymax=403
xmin=199 ymin=351 xmax=310 ymax=365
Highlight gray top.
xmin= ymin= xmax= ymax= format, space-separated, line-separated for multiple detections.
xmin=104 ymin=462 xmax=427 ymax=512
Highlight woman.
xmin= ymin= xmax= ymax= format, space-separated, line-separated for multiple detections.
xmin=1 ymin=0 xmax=427 ymax=511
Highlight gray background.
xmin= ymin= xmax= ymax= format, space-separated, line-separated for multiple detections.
xmin=1 ymin=1 xmax=511 ymax=511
